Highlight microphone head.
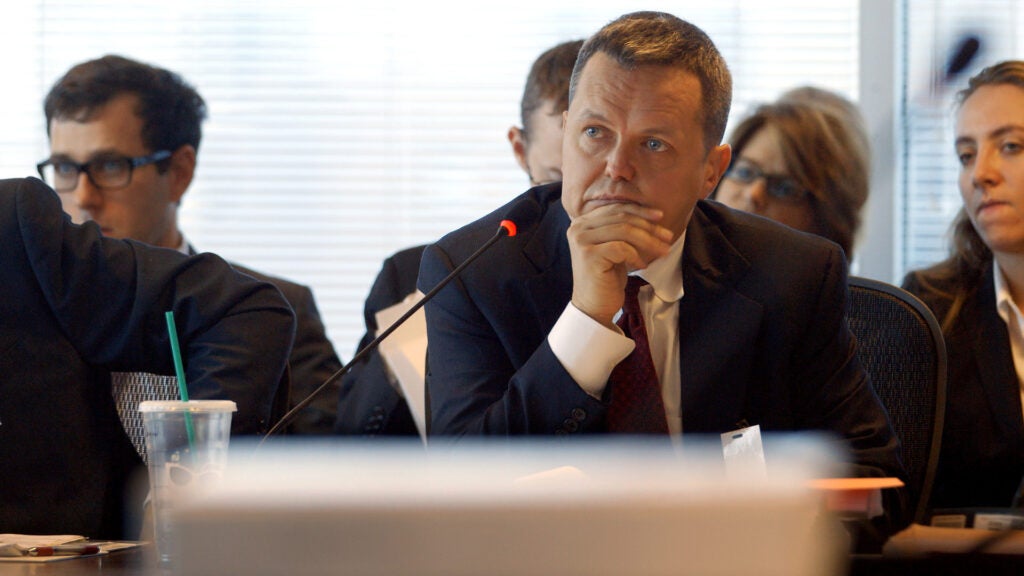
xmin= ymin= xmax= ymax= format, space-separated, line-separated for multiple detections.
xmin=499 ymin=220 xmax=517 ymax=237
xmin=944 ymin=33 xmax=982 ymax=82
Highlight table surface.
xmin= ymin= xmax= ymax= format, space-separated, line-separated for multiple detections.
xmin=0 ymin=546 xmax=151 ymax=576
xmin=3 ymin=547 xmax=1024 ymax=576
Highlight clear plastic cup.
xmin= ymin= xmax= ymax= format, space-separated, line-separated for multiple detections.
xmin=140 ymin=400 xmax=236 ymax=565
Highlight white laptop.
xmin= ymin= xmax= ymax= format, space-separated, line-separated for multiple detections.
xmin=172 ymin=436 xmax=846 ymax=576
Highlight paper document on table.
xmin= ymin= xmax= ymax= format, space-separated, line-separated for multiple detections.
xmin=0 ymin=534 xmax=89 ymax=562
xmin=0 ymin=534 xmax=84 ymax=555
xmin=375 ymin=290 xmax=428 ymax=440
xmin=0 ymin=535 xmax=141 ymax=562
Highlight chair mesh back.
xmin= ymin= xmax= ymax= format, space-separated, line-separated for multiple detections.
xmin=111 ymin=372 xmax=181 ymax=465
xmin=847 ymin=277 xmax=946 ymax=523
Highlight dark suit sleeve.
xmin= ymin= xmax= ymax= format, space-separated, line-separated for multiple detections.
xmin=419 ymin=241 xmax=605 ymax=437
xmin=13 ymin=177 xmax=296 ymax=435
xmin=335 ymin=247 xmax=421 ymax=435
xmin=792 ymin=248 xmax=903 ymax=480
xmin=790 ymin=248 xmax=908 ymax=534
xmin=276 ymin=281 xmax=344 ymax=434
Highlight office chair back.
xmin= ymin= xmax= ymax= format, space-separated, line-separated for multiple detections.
xmin=114 ymin=366 xmax=291 ymax=461
xmin=847 ymin=276 xmax=947 ymax=524
xmin=111 ymin=372 xmax=181 ymax=464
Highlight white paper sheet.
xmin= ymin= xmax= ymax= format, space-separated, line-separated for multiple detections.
xmin=375 ymin=290 xmax=428 ymax=440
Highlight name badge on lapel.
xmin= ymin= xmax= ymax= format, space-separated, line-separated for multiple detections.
xmin=721 ymin=424 xmax=766 ymax=479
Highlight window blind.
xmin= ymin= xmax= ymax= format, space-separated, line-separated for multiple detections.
xmin=901 ymin=0 xmax=1024 ymax=276
xmin=1 ymin=0 xmax=858 ymax=357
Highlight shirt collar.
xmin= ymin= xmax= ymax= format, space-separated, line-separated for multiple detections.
xmin=994 ymin=259 xmax=1020 ymax=324
xmin=633 ymin=229 xmax=686 ymax=303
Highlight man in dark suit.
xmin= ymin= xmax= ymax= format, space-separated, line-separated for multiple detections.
xmin=420 ymin=12 xmax=903 ymax=487
xmin=335 ymin=40 xmax=583 ymax=436
xmin=0 ymin=176 xmax=294 ymax=538
xmin=38 ymin=54 xmax=342 ymax=434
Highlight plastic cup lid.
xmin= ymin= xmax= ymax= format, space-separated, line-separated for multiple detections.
xmin=138 ymin=400 xmax=238 ymax=413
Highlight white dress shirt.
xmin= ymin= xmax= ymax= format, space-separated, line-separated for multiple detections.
xmin=548 ymin=232 xmax=686 ymax=434
xmin=992 ymin=260 xmax=1024 ymax=420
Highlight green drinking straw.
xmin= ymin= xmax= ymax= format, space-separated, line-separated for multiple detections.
xmin=165 ymin=311 xmax=196 ymax=450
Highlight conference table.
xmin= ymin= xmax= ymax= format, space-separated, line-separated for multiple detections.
xmin=3 ymin=545 xmax=1024 ymax=576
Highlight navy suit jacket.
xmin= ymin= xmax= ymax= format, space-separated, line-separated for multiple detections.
xmin=903 ymin=267 xmax=1024 ymax=508
xmin=420 ymin=183 xmax=902 ymax=482
xmin=0 ymin=177 xmax=295 ymax=538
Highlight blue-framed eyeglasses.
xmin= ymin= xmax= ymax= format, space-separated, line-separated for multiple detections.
xmin=36 ymin=150 xmax=172 ymax=193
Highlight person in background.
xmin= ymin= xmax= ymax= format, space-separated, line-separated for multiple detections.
xmin=712 ymin=86 xmax=870 ymax=258
xmin=0 ymin=176 xmax=294 ymax=538
xmin=902 ymin=60 xmax=1024 ymax=510
xmin=38 ymin=55 xmax=342 ymax=434
xmin=334 ymin=39 xmax=583 ymax=436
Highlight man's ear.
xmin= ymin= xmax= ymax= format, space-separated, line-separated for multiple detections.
xmin=701 ymin=143 xmax=732 ymax=199
xmin=168 ymin=144 xmax=197 ymax=204
xmin=507 ymin=126 xmax=529 ymax=175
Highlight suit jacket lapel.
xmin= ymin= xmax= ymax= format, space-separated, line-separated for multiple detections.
xmin=522 ymin=188 xmax=573 ymax=339
xmin=677 ymin=203 xmax=764 ymax=432
xmin=973 ymin=268 xmax=1024 ymax=438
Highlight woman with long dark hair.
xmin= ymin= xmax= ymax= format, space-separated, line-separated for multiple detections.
xmin=903 ymin=60 xmax=1024 ymax=510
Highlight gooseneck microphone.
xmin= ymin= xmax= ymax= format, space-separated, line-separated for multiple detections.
xmin=944 ymin=34 xmax=981 ymax=83
xmin=259 ymin=199 xmax=535 ymax=443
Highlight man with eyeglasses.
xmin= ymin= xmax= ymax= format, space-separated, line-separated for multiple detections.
xmin=39 ymin=54 xmax=343 ymax=435
xmin=0 ymin=175 xmax=295 ymax=538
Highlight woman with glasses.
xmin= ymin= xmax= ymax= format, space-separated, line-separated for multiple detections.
xmin=712 ymin=87 xmax=870 ymax=258
xmin=902 ymin=61 xmax=1024 ymax=511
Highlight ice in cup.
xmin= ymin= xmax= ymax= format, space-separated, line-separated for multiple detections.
xmin=139 ymin=400 xmax=236 ymax=565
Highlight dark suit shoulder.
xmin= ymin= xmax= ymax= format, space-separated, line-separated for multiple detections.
xmin=230 ymin=263 xmax=313 ymax=306
xmin=389 ymin=244 xmax=430 ymax=273
xmin=433 ymin=183 xmax=561 ymax=258
xmin=901 ymin=261 xmax=987 ymax=329
xmin=690 ymin=200 xmax=845 ymax=301
xmin=697 ymin=199 xmax=841 ymax=257
xmin=365 ymin=245 xmax=428 ymax=324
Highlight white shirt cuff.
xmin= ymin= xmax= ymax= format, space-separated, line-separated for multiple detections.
xmin=548 ymin=303 xmax=634 ymax=400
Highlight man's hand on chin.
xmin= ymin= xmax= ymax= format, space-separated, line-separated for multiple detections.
xmin=566 ymin=202 xmax=673 ymax=328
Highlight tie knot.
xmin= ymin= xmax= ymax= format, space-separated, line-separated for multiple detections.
xmin=620 ymin=276 xmax=648 ymax=320
xmin=625 ymin=276 xmax=648 ymax=299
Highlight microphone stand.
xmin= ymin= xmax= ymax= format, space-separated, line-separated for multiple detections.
xmin=259 ymin=219 xmax=518 ymax=444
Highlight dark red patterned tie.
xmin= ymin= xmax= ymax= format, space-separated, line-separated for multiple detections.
xmin=607 ymin=276 xmax=669 ymax=433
